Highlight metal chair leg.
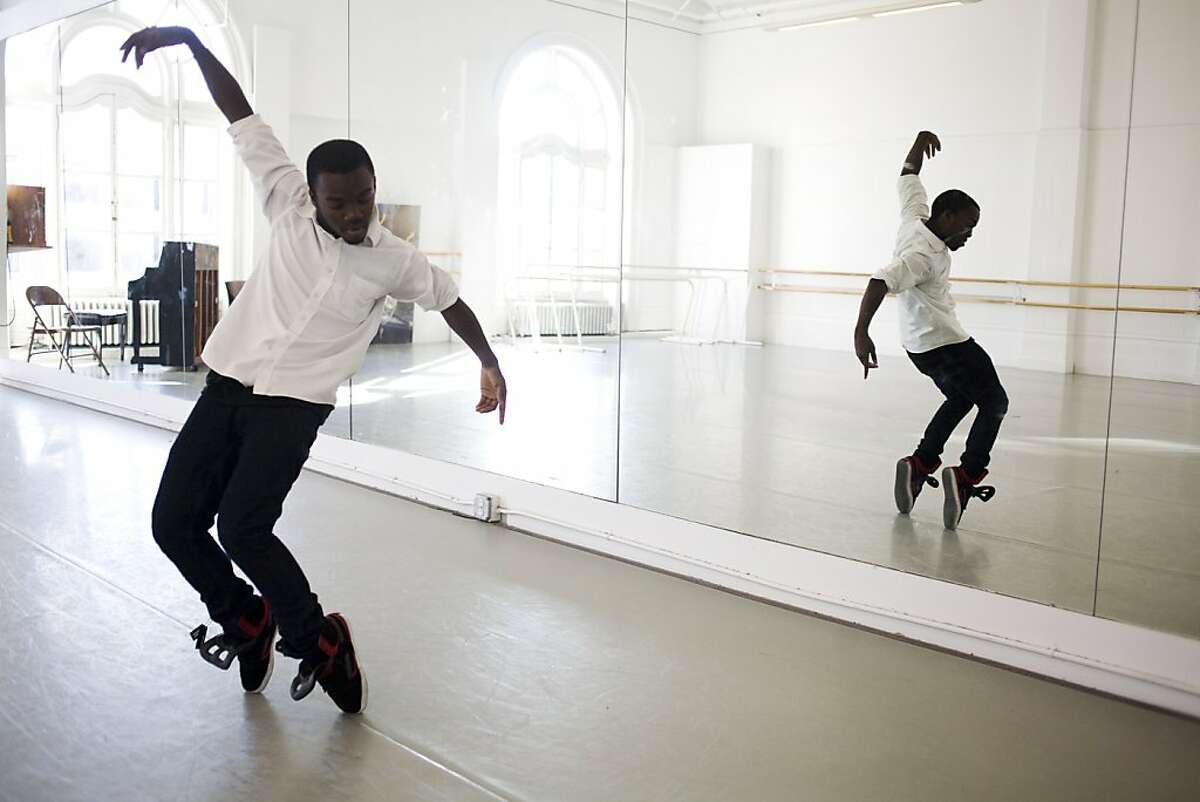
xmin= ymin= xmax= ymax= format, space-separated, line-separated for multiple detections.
xmin=49 ymin=329 xmax=74 ymax=373
xmin=87 ymin=330 xmax=110 ymax=377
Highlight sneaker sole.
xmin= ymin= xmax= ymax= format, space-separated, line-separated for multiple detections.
xmin=942 ymin=467 xmax=961 ymax=530
xmin=328 ymin=613 xmax=368 ymax=715
xmin=894 ymin=459 xmax=915 ymax=515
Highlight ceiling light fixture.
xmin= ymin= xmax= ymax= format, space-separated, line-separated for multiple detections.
xmin=873 ymin=1 xmax=965 ymax=18
xmin=770 ymin=0 xmax=980 ymax=32
xmin=775 ymin=16 xmax=862 ymax=31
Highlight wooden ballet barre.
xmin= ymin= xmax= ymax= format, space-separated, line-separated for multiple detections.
xmin=755 ymin=268 xmax=1200 ymax=293
xmin=754 ymin=284 xmax=1200 ymax=315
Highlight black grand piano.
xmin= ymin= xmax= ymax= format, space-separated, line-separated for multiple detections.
xmin=127 ymin=241 xmax=219 ymax=372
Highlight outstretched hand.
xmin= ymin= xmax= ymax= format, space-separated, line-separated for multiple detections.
xmin=855 ymin=330 xmax=878 ymax=380
xmin=120 ymin=26 xmax=195 ymax=69
xmin=477 ymin=364 xmax=508 ymax=425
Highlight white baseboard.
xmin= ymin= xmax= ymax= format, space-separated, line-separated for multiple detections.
xmin=3 ymin=358 xmax=1199 ymax=719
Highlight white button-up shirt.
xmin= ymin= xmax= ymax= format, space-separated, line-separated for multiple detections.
xmin=201 ymin=114 xmax=459 ymax=405
xmin=873 ymin=174 xmax=970 ymax=354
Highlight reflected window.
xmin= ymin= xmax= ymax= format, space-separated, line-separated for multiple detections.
xmin=4 ymin=1 xmax=237 ymax=297
xmin=498 ymin=44 xmax=623 ymax=280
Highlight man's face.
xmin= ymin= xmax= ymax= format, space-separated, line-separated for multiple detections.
xmin=311 ymin=166 xmax=376 ymax=245
xmin=943 ymin=206 xmax=980 ymax=252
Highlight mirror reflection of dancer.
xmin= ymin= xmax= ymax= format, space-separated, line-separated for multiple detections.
xmin=122 ymin=26 xmax=507 ymax=713
xmin=854 ymin=131 xmax=1006 ymax=530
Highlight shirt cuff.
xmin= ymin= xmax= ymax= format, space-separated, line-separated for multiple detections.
xmin=227 ymin=113 xmax=265 ymax=137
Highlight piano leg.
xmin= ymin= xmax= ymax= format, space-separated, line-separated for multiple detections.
xmin=131 ymin=300 xmax=144 ymax=373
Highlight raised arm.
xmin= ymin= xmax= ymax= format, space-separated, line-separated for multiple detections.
xmin=901 ymin=130 xmax=941 ymax=177
xmin=121 ymin=27 xmax=252 ymax=124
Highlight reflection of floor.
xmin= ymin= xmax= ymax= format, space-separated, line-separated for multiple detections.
xmin=4 ymin=389 xmax=1199 ymax=802
xmin=617 ymin=338 xmax=1200 ymax=637
xmin=25 ymin=338 xmax=620 ymax=496
xmin=21 ymin=335 xmax=1200 ymax=638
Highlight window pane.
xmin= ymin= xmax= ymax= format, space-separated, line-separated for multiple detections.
xmin=182 ymin=124 xmax=219 ymax=179
xmin=520 ymin=155 xmax=551 ymax=208
xmin=181 ymin=179 xmax=218 ymax=235
xmin=64 ymin=229 xmax=113 ymax=285
xmin=519 ymin=209 xmax=551 ymax=270
xmin=118 ymin=232 xmax=160 ymax=283
xmin=584 ymin=166 xmax=606 ymax=211
xmin=116 ymin=108 xmax=162 ymax=176
xmin=552 ymin=156 xmax=580 ymax=208
xmin=117 ymin=176 xmax=161 ymax=230
xmin=62 ymin=105 xmax=112 ymax=171
xmin=550 ymin=203 xmax=579 ymax=265
xmin=64 ymin=172 xmax=113 ymax=228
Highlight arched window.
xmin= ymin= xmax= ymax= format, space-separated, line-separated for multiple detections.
xmin=497 ymin=43 xmax=624 ymax=288
xmin=4 ymin=0 xmax=243 ymax=295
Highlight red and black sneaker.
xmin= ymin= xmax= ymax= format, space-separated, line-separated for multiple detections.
xmin=942 ymin=466 xmax=996 ymax=530
xmin=231 ymin=595 xmax=276 ymax=694
xmin=189 ymin=594 xmax=276 ymax=694
xmin=283 ymin=613 xmax=367 ymax=714
xmin=895 ymin=455 xmax=940 ymax=515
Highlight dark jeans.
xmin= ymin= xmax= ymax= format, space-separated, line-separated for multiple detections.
xmin=907 ymin=338 xmax=1009 ymax=478
xmin=152 ymin=371 xmax=332 ymax=655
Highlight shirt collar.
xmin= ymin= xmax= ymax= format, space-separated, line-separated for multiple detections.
xmin=919 ymin=219 xmax=947 ymax=253
xmin=364 ymin=214 xmax=383 ymax=247
xmin=307 ymin=205 xmax=383 ymax=248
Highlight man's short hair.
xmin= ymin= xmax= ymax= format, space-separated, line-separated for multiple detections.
xmin=932 ymin=189 xmax=979 ymax=219
xmin=306 ymin=139 xmax=375 ymax=188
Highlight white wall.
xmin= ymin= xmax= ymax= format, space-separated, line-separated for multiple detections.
xmin=1102 ymin=0 xmax=1200 ymax=385
xmin=688 ymin=0 xmax=1198 ymax=384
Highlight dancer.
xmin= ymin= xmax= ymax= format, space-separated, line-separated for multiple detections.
xmin=121 ymin=26 xmax=507 ymax=713
xmin=854 ymin=130 xmax=1005 ymax=530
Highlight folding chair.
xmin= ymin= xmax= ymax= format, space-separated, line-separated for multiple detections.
xmin=25 ymin=285 xmax=111 ymax=377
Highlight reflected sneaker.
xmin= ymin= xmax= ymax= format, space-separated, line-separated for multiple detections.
xmin=895 ymin=455 xmax=940 ymax=515
xmin=283 ymin=613 xmax=367 ymax=714
xmin=942 ymin=467 xmax=996 ymax=530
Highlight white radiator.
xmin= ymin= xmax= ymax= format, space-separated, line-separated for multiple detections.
xmin=41 ymin=298 xmax=160 ymax=347
xmin=507 ymin=299 xmax=614 ymax=337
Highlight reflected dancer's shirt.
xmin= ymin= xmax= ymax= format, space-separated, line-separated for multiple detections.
xmin=872 ymin=174 xmax=970 ymax=354
xmin=201 ymin=114 xmax=459 ymax=405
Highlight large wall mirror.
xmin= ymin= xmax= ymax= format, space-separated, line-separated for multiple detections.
xmin=5 ymin=0 xmax=1196 ymax=642
xmin=618 ymin=0 xmax=1139 ymax=616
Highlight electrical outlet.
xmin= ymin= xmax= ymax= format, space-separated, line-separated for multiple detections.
xmin=472 ymin=493 xmax=501 ymax=523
